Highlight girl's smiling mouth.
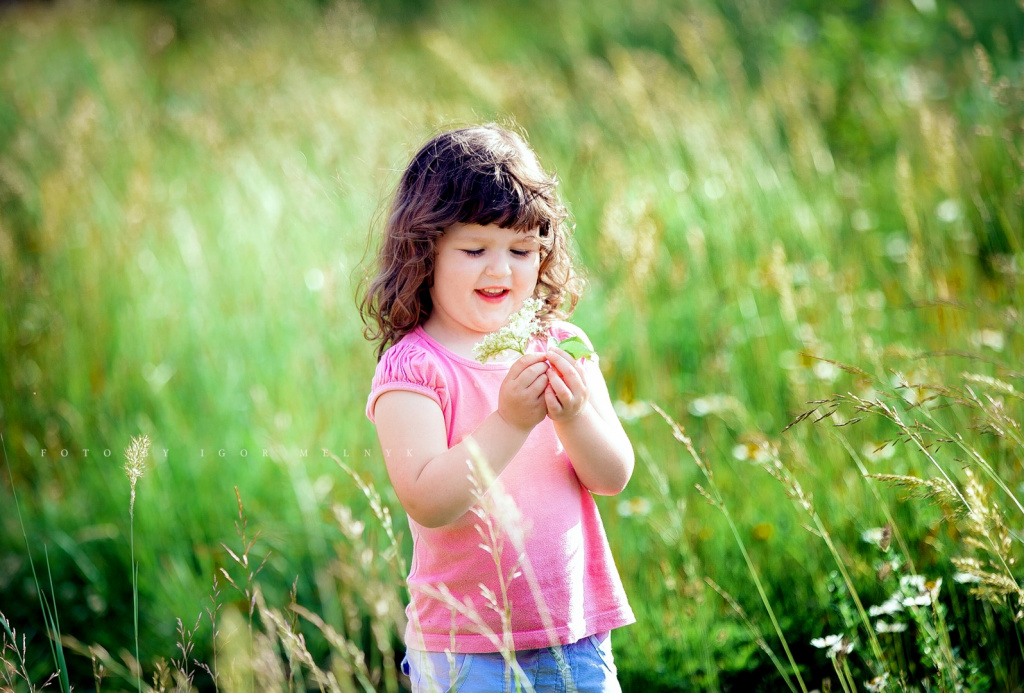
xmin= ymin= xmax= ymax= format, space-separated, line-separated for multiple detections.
xmin=476 ymin=288 xmax=510 ymax=302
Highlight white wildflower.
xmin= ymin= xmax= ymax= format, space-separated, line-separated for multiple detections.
xmin=731 ymin=440 xmax=772 ymax=463
xmin=810 ymin=634 xmax=843 ymax=650
xmin=900 ymin=574 xmax=926 ymax=593
xmin=902 ymin=594 xmax=932 ymax=607
xmin=953 ymin=572 xmax=981 ymax=584
xmin=613 ymin=400 xmax=652 ymax=421
xmin=936 ymin=198 xmax=961 ymax=223
xmin=688 ymin=394 xmax=740 ymax=418
xmin=813 ymin=634 xmax=856 ymax=658
xmin=472 ymin=298 xmax=545 ymax=363
xmin=894 ymin=574 xmax=943 ymax=609
xmin=865 ymin=673 xmax=890 ymax=692
xmin=861 ymin=527 xmax=886 ymax=546
xmin=874 ymin=620 xmax=908 ymax=634
xmin=971 ymin=329 xmax=1005 ymax=352
xmin=617 ymin=497 xmax=652 ymax=518
xmin=813 ymin=360 xmax=841 ymax=382
xmin=832 ymin=638 xmax=855 ymax=657
xmin=868 ymin=598 xmax=903 ymax=617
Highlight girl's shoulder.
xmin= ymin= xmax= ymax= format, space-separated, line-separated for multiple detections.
xmin=376 ymin=328 xmax=444 ymax=375
xmin=368 ymin=328 xmax=450 ymax=422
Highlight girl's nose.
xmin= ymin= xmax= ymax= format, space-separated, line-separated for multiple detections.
xmin=485 ymin=256 xmax=511 ymax=278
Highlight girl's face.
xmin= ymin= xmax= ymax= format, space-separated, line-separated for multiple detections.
xmin=424 ymin=222 xmax=541 ymax=349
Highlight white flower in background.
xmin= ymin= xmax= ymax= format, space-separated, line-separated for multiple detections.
xmin=811 ymin=634 xmax=856 ymax=658
xmin=472 ymin=298 xmax=545 ymax=363
xmin=865 ymin=673 xmax=891 ymax=692
xmin=861 ymin=527 xmax=885 ymax=545
xmin=936 ymin=198 xmax=961 ymax=223
xmin=811 ymin=634 xmax=843 ymax=650
xmin=869 ymin=598 xmax=903 ymax=617
xmin=613 ymin=400 xmax=652 ymax=422
xmin=971 ymin=329 xmax=1005 ymax=352
xmin=688 ymin=394 xmax=740 ymax=418
xmin=953 ymin=572 xmax=981 ymax=584
xmin=813 ymin=360 xmax=841 ymax=382
xmin=902 ymin=594 xmax=932 ymax=607
xmin=831 ymin=637 xmax=855 ymax=657
xmin=896 ymin=574 xmax=942 ymax=608
xmin=875 ymin=620 xmax=908 ymax=634
xmin=731 ymin=440 xmax=773 ymax=463
xmin=616 ymin=497 xmax=652 ymax=518
xmin=900 ymin=574 xmax=926 ymax=593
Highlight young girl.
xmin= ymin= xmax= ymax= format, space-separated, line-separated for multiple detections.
xmin=360 ymin=124 xmax=635 ymax=692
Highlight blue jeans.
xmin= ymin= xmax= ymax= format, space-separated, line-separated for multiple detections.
xmin=402 ymin=633 xmax=621 ymax=693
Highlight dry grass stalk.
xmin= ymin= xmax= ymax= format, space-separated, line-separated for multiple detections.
xmin=757 ymin=452 xmax=888 ymax=670
xmin=255 ymin=592 xmax=334 ymax=693
xmin=950 ymin=469 xmax=1024 ymax=619
xmin=703 ymin=578 xmax=789 ymax=676
xmin=2 ymin=610 xmax=59 ymax=692
xmin=288 ymin=603 xmax=375 ymax=693
xmin=651 ymin=402 xmax=809 ymax=693
xmin=865 ymin=474 xmax=966 ymax=520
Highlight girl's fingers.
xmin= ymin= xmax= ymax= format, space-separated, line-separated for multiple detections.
xmin=516 ymin=360 xmax=549 ymax=388
xmin=546 ymin=349 xmax=586 ymax=393
xmin=547 ymin=366 xmax=572 ymax=403
xmin=544 ymin=385 xmax=562 ymax=413
xmin=508 ymin=351 xmax=549 ymax=379
xmin=526 ymin=373 xmax=549 ymax=396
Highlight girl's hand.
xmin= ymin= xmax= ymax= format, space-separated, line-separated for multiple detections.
xmin=544 ymin=347 xmax=589 ymax=422
xmin=497 ymin=352 xmax=550 ymax=432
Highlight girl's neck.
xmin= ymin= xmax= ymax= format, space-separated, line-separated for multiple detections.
xmin=420 ymin=318 xmax=478 ymax=360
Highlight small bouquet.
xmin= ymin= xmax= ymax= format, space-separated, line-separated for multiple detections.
xmin=472 ymin=298 xmax=596 ymax=364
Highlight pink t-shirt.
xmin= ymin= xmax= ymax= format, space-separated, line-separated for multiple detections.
xmin=366 ymin=322 xmax=635 ymax=653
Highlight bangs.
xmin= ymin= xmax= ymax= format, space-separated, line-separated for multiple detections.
xmin=444 ymin=166 xmax=560 ymax=237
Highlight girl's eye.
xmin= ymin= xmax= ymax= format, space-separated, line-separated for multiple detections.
xmin=511 ymin=249 xmax=535 ymax=257
xmin=461 ymin=249 xmax=485 ymax=257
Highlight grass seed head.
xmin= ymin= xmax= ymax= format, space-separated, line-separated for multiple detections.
xmin=123 ymin=434 xmax=151 ymax=518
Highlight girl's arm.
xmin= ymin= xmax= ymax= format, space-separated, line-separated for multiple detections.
xmin=373 ymin=352 xmax=549 ymax=528
xmin=544 ymin=347 xmax=635 ymax=495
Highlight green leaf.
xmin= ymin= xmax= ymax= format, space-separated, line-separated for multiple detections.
xmin=556 ymin=335 xmax=596 ymax=360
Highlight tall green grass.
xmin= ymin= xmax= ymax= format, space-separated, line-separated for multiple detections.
xmin=1 ymin=0 xmax=1022 ymax=689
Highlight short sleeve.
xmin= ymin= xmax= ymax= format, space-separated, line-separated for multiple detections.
xmin=366 ymin=340 xmax=448 ymax=423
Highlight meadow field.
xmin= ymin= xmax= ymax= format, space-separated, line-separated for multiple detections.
xmin=1 ymin=0 xmax=1022 ymax=690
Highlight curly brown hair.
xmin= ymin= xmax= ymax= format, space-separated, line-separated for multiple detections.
xmin=359 ymin=124 xmax=584 ymax=360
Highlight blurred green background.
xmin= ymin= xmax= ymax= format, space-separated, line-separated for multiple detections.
xmin=1 ymin=0 xmax=1022 ymax=690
